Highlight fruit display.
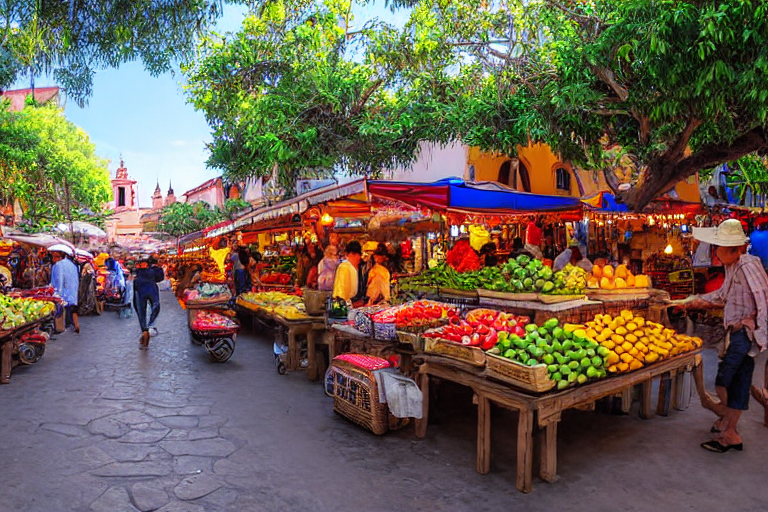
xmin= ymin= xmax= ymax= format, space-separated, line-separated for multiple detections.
xmin=582 ymin=310 xmax=702 ymax=373
xmin=200 ymin=270 xmax=227 ymax=284
xmin=423 ymin=309 xmax=530 ymax=350
xmin=487 ymin=318 xmax=610 ymax=390
xmin=192 ymin=310 xmax=238 ymax=331
xmin=393 ymin=301 xmax=459 ymax=333
xmin=237 ymin=291 xmax=307 ymax=319
xmin=0 ymin=295 xmax=56 ymax=331
xmin=588 ymin=264 xmax=650 ymax=290
xmin=398 ymin=262 xmax=480 ymax=291
xmin=500 ymin=256 xmax=588 ymax=294
xmin=260 ymin=272 xmax=293 ymax=285
xmin=185 ymin=283 xmax=232 ymax=302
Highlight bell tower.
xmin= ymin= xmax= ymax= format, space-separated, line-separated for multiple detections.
xmin=111 ymin=158 xmax=138 ymax=212
xmin=152 ymin=181 xmax=163 ymax=210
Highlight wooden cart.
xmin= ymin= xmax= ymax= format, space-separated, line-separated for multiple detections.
xmin=0 ymin=314 xmax=54 ymax=384
xmin=414 ymin=348 xmax=710 ymax=493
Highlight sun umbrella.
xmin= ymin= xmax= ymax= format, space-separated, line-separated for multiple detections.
xmin=2 ymin=232 xmax=75 ymax=250
xmin=55 ymin=221 xmax=107 ymax=238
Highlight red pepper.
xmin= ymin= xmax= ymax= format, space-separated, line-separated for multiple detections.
xmin=476 ymin=323 xmax=490 ymax=335
xmin=469 ymin=333 xmax=482 ymax=346
xmin=481 ymin=328 xmax=498 ymax=351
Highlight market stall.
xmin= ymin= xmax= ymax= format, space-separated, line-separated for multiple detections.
xmin=0 ymin=294 xmax=57 ymax=384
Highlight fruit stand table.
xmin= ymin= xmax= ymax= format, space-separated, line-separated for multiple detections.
xmin=0 ymin=314 xmax=54 ymax=384
xmin=413 ymin=348 xmax=709 ymax=493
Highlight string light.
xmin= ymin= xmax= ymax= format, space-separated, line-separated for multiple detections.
xmin=664 ymin=244 xmax=673 ymax=254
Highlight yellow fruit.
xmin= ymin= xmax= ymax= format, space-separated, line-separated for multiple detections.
xmin=563 ymin=323 xmax=583 ymax=333
xmin=640 ymin=336 xmax=650 ymax=344
xmin=615 ymin=277 xmax=628 ymax=289
xmin=635 ymin=341 xmax=648 ymax=353
xmin=601 ymin=328 xmax=614 ymax=338
xmin=634 ymin=317 xmax=646 ymax=328
xmin=602 ymin=314 xmax=613 ymax=323
xmin=634 ymin=330 xmax=644 ymax=338
xmin=603 ymin=265 xmax=614 ymax=279
xmin=691 ymin=337 xmax=703 ymax=348
xmin=615 ymin=264 xmax=628 ymax=279
xmin=615 ymin=326 xmax=628 ymax=336
xmin=628 ymin=347 xmax=639 ymax=357
xmin=596 ymin=334 xmax=607 ymax=343
xmin=635 ymin=351 xmax=646 ymax=363
xmin=587 ymin=276 xmax=600 ymax=289
xmin=615 ymin=345 xmax=624 ymax=355
xmin=608 ymin=320 xmax=619 ymax=330
xmin=620 ymin=353 xmax=634 ymax=364
xmin=573 ymin=328 xmax=587 ymax=338
xmin=592 ymin=265 xmax=603 ymax=279
xmin=606 ymin=351 xmax=620 ymax=365
xmin=617 ymin=362 xmax=629 ymax=372
xmin=602 ymin=339 xmax=615 ymax=350
xmin=608 ymin=364 xmax=619 ymax=373
xmin=586 ymin=328 xmax=598 ymax=338
xmin=626 ymin=322 xmax=638 ymax=331
xmin=621 ymin=310 xmax=633 ymax=320
xmin=621 ymin=341 xmax=633 ymax=352
xmin=645 ymin=352 xmax=659 ymax=363
xmin=625 ymin=333 xmax=638 ymax=343
xmin=600 ymin=277 xmax=615 ymax=289
xmin=629 ymin=360 xmax=643 ymax=371
xmin=615 ymin=316 xmax=626 ymax=327
xmin=634 ymin=274 xmax=650 ymax=288
xmin=626 ymin=274 xmax=636 ymax=287
xmin=611 ymin=334 xmax=624 ymax=345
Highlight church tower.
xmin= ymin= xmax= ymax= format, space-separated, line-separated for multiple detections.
xmin=151 ymin=181 xmax=163 ymax=210
xmin=165 ymin=181 xmax=176 ymax=207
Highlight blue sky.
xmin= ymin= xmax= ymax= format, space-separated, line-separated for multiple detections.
xmin=20 ymin=2 xmax=408 ymax=209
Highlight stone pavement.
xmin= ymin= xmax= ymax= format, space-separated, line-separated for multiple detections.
xmin=1 ymin=291 xmax=767 ymax=512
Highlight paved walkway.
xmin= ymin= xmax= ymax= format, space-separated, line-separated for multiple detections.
xmin=1 ymin=291 xmax=767 ymax=512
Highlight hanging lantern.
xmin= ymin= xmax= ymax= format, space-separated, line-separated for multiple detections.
xmin=664 ymin=244 xmax=673 ymax=254
xmin=320 ymin=213 xmax=334 ymax=225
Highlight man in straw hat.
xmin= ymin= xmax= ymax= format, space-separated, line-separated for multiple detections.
xmin=671 ymin=219 xmax=768 ymax=452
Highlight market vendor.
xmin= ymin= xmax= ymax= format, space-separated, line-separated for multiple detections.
xmin=232 ymin=246 xmax=252 ymax=295
xmin=50 ymin=245 xmax=80 ymax=334
xmin=366 ymin=243 xmax=391 ymax=305
xmin=554 ymin=246 xmax=593 ymax=272
xmin=333 ymin=240 xmax=362 ymax=305
xmin=317 ymin=245 xmax=340 ymax=292
xmin=670 ymin=219 xmax=768 ymax=453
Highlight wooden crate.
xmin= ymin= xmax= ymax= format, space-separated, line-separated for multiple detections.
xmin=537 ymin=294 xmax=586 ymax=304
xmin=424 ymin=338 xmax=486 ymax=367
xmin=477 ymin=290 xmax=537 ymax=301
xmin=484 ymin=353 xmax=555 ymax=393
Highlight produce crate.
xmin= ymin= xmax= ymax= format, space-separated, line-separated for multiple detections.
xmin=485 ymin=353 xmax=555 ymax=393
xmin=537 ymin=294 xmax=586 ymax=304
xmin=477 ymin=289 xmax=537 ymax=301
xmin=325 ymin=357 xmax=389 ymax=435
xmin=424 ymin=337 xmax=486 ymax=367
xmin=302 ymin=289 xmax=330 ymax=316
xmin=397 ymin=331 xmax=421 ymax=350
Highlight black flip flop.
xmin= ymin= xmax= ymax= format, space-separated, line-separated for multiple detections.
xmin=701 ymin=440 xmax=743 ymax=453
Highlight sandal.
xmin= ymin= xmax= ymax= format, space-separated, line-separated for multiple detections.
xmin=701 ymin=440 xmax=743 ymax=453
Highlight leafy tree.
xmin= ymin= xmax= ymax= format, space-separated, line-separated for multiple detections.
xmin=0 ymin=0 xmax=229 ymax=105
xmin=0 ymin=98 xmax=112 ymax=231
xmin=157 ymin=200 xmax=228 ymax=237
xmin=379 ymin=0 xmax=768 ymax=210
xmin=222 ymin=197 xmax=252 ymax=219
xmin=183 ymin=0 xmax=425 ymax=195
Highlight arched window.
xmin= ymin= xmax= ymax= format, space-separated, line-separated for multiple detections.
xmin=555 ymin=167 xmax=571 ymax=191
xmin=498 ymin=160 xmax=512 ymax=185
xmin=518 ymin=161 xmax=532 ymax=192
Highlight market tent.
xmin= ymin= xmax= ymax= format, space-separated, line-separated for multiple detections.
xmin=368 ymin=177 xmax=583 ymax=214
xmin=583 ymin=191 xmax=703 ymax=214
xmin=1 ymin=232 xmax=75 ymax=250
xmin=54 ymin=221 xmax=107 ymax=238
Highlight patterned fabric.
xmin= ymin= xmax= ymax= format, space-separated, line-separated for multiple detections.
xmin=334 ymin=353 xmax=390 ymax=370
xmin=699 ymin=254 xmax=768 ymax=352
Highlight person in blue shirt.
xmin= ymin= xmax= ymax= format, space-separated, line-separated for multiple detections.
xmin=749 ymin=223 xmax=768 ymax=270
xmin=51 ymin=250 xmax=80 ymax=333
xmin=133 ymin=256 xmax=164 ymax=349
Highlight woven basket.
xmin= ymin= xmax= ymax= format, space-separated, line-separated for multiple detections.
xmin=485 ymin=353 xmax=555 ymax=392
xmin=325 ymin=359 xmax=388 ymax=435
xmin=302 ymin=289 xmax=330 ymax=316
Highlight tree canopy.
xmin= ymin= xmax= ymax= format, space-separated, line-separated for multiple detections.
xmin=0 ymin=98 xmax=112 ymax=231
xmin=0 ymin=0 xmax=228 ymax=105
xmin=157 ymin=197 xmax=252 ymax=237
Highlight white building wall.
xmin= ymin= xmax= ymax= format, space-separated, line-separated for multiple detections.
xmin=386 ymin=141 xmax=468 ymax=182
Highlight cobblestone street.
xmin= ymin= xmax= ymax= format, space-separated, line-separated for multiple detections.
xmin=1 ymin=291 xmax=767 ymax=512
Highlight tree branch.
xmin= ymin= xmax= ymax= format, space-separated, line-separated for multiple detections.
xmin=350 ymin=79 xmax=383 ymax=116
xmin=589 ymin=65 xmax=628 ymax=101
xmin=661 ymin=115 xmax=702 ymax=163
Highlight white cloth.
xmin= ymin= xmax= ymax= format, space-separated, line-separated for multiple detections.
xmin=693 ymin=241 xmax=712 ymax=267
xmin=373 ymin=370 xmax=423 ymax=419
xmin=553 ymin=249 xmax=572 ymax=271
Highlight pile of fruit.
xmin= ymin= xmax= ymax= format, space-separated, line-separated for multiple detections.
xmin=0 ymin=295 xmax=56 ymax=331
xmin=588 ymin=264 xmax=650 ymax=290
xmin=200 ymin=270 xmax=227 ymax=284
xmin=192 ymin=310 xmax=238 ymax=332
xmin=487 ymin=318 xmax=610 ymax=390
xmin=583 ymin=310 xmax=702 ymax=373
xmin=260 ymin=272 xmax=293 ymax=285
xmin=185 ymin=283 xmax=232 ymax=302
xmin=238 ymin=291 xmax=307 ymax=319
xmin=392 ymin=301 xmax=459 ymax=333
xmin=500 ymin=256 xmax=588 ymax=294
xmin=423 ymin=309 xmax=530 ymax=350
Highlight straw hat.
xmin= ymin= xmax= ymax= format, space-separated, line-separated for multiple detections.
xmin=692 ymin=219 xmax=749 ymax=247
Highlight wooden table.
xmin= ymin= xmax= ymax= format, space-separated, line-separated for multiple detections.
xmin=414 ymin=349 xmax=709 ymax=493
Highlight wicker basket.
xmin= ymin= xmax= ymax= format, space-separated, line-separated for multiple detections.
xmin=302 ymin=289 xmax=330 ymax=316
xmin=485 ymin=353 xmax=555 ymax=392
xmin=325 ymin=359 xmax=388 ymax=435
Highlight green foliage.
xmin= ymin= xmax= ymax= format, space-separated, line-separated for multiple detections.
xmin=0 ymin=0 xmax=227 ymax=105
xmin=157 ymin=199 xmax=250 ymax=237
xmin=183 ymin=0 xmax=428 ymax=194
xmin=0 ymin=100 xmax=111 ymax=231
xmin=222 ymin=197 xmax=252 ymax=219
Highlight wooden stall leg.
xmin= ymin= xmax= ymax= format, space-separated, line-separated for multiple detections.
xmin=1 ymin=341 xmax=12 ymax=384
xmin=287 ymin=330 xmax=299 ymax=371
xmin=476 ymin=394 xmax=491 ymax=475
xmin=539 ymin=421 xmax=559 ymax=483
xmin=307 ymin=331 xmax=318 ymax=381
xmin=692 ymin=357 xmax=720 ymax=413
xmin=640 ymin=379 xmax=654 ymax=419
xmin=657 ymin=372 xmax=671 ymax=416
xmin=621 ymin=387 xmax=632 ymax=414
xmin=415 ymin=373 xmax=430 ymax=439
xmin=670 ymin=370 xmax=681 ymax=410
xmin=516 ymin=409 xmax=534 ymax=494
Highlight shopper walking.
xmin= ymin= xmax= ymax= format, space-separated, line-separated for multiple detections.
xmin=133 ymin=256 xmax=164 ymax=349
xmin=49 ymin=244 xmax=80 ymax=334
xmin=670 ymin=219 xmax=768 ymax=452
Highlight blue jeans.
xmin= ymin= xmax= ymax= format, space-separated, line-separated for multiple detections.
xmin=715 ymin=328 xmax=755 ymax=410
xmin=133 ymin=286 xmax=160 ymax=333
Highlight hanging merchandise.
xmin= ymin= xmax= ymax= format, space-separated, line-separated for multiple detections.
xmin=445 ymin=239 xmax=481 ymax=273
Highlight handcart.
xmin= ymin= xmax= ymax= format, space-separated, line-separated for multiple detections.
xmin=188 ymin=308 xmax=240 ymax=363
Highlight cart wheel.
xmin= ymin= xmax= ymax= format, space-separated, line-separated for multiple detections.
xmin=206 ymin=337 xmax=235 ymax=363
xmin=33 ymin=344 xmax=45 ymax=363
xmin=16 ymin=343 xmax=38 ymax=365
xmin=277 ymin=362 xmax=287 ymax=375
xmin=190 ymin=331 xmax=203 ymax=345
